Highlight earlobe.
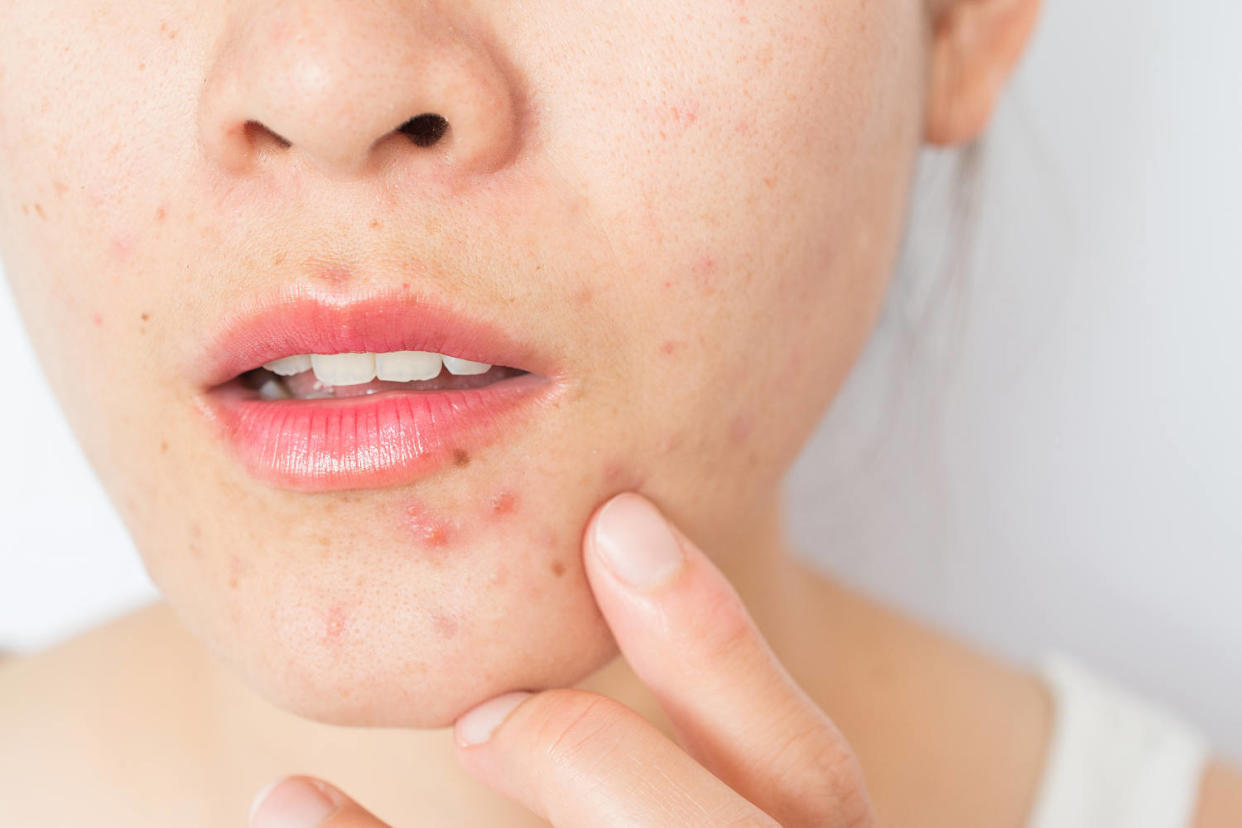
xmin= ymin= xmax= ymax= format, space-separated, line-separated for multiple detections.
xmin=923 ymin=0 xmax=1044 ymax=146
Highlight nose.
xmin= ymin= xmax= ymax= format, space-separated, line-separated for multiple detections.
xmin=198 ymin=0 xmax=521 ymax=178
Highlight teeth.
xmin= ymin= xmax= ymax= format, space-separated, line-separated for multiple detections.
xmin=259 ymin=351 xmax=497 ymax=386
xmin=310 ymin=353 xmax=376 ymax=386
xmin=442 ymin=355 xmax=492 ymax=376
xmin=262 ymin=354 xmax=312 ymax=376
xmin=258 ymin=378 xmax=291 ymax=400
xmin=375 ymin=351 xmax=443 ymax=382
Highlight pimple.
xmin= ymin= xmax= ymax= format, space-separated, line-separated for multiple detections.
xmin=322 ymin=604 xmax=347 ymax=644
xmin=405 ymin=502 xmax=457 ymax=552
xmin=92 ymin=313 xmax=104 ymax=327
xmin=659 ymin=339 xmax=684 ymax=356
xmin=489 ymin=491 xmax=517 ymax=516
xmin=159 ymin=440 xmax=169 ymax=454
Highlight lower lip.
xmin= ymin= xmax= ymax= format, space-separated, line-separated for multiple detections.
xmin=203 ymin=373 xmax=555 ymax=491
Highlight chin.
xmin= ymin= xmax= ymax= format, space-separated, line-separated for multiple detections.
xmin=149 ymin=515 xmax=625 ymax=729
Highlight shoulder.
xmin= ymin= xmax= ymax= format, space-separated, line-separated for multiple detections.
xmin=0 ymin=603 xmax=214 ymax=826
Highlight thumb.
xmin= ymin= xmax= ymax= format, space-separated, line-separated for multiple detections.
xmin=249 ymin=775 xmax=390 ymax=828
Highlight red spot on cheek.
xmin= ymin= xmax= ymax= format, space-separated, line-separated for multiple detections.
xmin=323 ymin=605 xmax=348 ymax=643
xmin=92 ymin=313 xmax=104 ymax=327
xmin=692 ymin=253 xmax=719 ymax=295
xmin=109 ymin=235 xmax=135 ymax=261
xmin=490 ymin=491 xmax=517 ymax=516
xmin=660 ymin=339 xmax=684 ymax=355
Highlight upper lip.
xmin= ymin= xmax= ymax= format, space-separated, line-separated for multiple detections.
xmin=196 ymin=284 xmax=560 ymax=389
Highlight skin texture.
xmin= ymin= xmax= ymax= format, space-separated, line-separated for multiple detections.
xmin=1 ymin=0 xmax=939 ymax=727
xmin=11 ymin=1 xmax=1238 ymax=827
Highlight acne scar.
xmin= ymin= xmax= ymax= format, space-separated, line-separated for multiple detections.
xmin=430 ymin=610 xmax=460 ymax=639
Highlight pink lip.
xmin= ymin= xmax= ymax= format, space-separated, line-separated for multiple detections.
xmin=196 ymin=291 xmax=564 ymax=492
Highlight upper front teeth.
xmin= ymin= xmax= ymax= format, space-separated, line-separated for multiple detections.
xmin=262 ymin=351 xmax=493 ymax=386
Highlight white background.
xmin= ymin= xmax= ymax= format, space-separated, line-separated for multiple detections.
xmin=3 ymin=0 xmax=1240 ymax=759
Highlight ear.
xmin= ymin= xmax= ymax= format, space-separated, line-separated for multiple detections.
xmin=923 ymin=0 xmax=1044 ymax=145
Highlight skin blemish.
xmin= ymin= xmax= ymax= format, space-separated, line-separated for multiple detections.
xmin=550 ymin=560 xmax=566 ymax=578
xmin=452 ymin=449 xmax=471 ymax=467
xmin=430 ymin=610 xmax=459 ymax=639
xmin=489 ymin=491 xmax=517 ymax=516
xmin=572 ymin=285 xmax=594 ymax=307
xmin=92 ymin=313 xmax=104 ymax=327
xmin=405 ymin=502 xmax=457 ymax=553
xmin=33 ymin=203 xmax=47 ymax=220
xmin=52 ymin=180 xmax=68 ymax=196
xmin=322 ymin=605 xmax=347 ymax=644
xmin=692 ymin=253 xmax=719 ymax=295
xmin=488 ymin=562 xmax=510 ymax=587
xmin=369 ymin=218 xmax=382 ymax=229
xmin=141 ymin=312 xmax=151 ymax=322
xmin=730 ymin=413 xmax=755 ymax=442
xmin=273 ymin=252 xmax=286 ymax=266
xmin=159 ymin=440 xmax=169 ymax=454
xmin=155 ymin=205 xmax=166 ymax=222
xmin=660 ymin=339 xmax=684 ymax=356
xmin=227 ymin=555 xmax=244 ymax=589
xmin=317 ymin=265 xmax=352 ymax=285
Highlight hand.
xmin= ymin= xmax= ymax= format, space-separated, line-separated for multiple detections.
xmin=248 ymin=492 xmax=874 ymax=827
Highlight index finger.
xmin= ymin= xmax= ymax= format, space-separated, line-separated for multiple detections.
xmin=582 ymin=493 xmax=873 ymax=828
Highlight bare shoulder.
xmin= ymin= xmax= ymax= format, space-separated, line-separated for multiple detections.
xmin=0 ymin=602 xmax=214 ymax=826
xmin=1194 ymin=759 xmax=1242 ymax=828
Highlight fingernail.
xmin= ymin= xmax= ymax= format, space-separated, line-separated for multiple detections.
xmin=249 ymin=777 xmax=336 ymax=828
xmin=592 ymin=494 xmax=684 ymax=589
xmin=455 ymin=690 xmax=533 ymax=747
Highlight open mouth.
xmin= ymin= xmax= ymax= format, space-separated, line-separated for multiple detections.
xmin=196 ymin=293 xmax=561 ymax=492
xmin=228 ymin=351 xmax=530 ymax=401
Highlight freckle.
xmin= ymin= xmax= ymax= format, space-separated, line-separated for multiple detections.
xmin=572 ymin=286 xmax=594 ymax=307
xmin=138 ymin=61 xmax=146 ymax=71
xmin=550 ymin=560 xmax=566 ymax=578
xmin=763 ymin=176 xmax=776 ymax=189
xmin=188 ymin=543 xmax=203 ymax=560
xmin=369 ymin=218 xmax=381 ymax=229
xmin=21 ymin=204 xmax=29 ymax=216
xmin=452 ymin=449 xmax=470 ymax=467
xmin=141 ymin=312 xmax=151 ymax=322
xmin=33 ymin=203 xmax=46 ymax=220
xmin=159 ymin=440 xmax=168 ymax=454
xmin=273 ymin=253 xmax=285 ymax=266
xmin=53 ymin=180 xmax=68 ymax=196
xmin=431 ymin=611 xmax=459 ymax=639
xmin=190 ymin=522 xmax=202 ymax=538
xmin=323 ymin=605 xmax=347 ymax=643
xmin=155 ymin=206 xmax=166 ymax=222
xmin=490 ymin=491 xmax=517 ymax=516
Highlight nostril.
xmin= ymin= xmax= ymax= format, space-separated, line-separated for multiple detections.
xmin=243 ymin=120 xmax=292 ymax=149
xmin=398 ymin=113 xmax=449 ymax=148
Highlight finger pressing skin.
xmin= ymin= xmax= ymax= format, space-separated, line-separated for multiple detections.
xmin=249 ymin=776 xmax=390 ymax=828
xmin=453 ymin=688 xmax=778 ymax=827
xmin=582 ymin=493 xmax=873 ymax=828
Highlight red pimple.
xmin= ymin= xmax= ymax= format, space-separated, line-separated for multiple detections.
xmin=323 ymin=604 xmax=347 ymax=643
xmin=405 ymin=502 xmax=456 ymax=550
xmin=490 ymin=491 xmax=517 ymax=516
xmin=92 ymin=313 xmax=104 ymax=327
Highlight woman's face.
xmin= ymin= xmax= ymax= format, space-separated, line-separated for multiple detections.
xmin=0 ymin=0 xmax=926 ymax=726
